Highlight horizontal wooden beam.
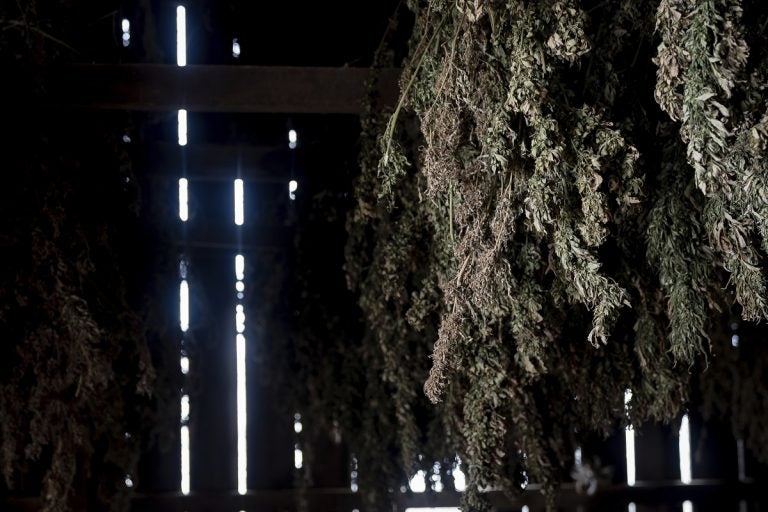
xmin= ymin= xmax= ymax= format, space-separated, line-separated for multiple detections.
xmin=41 ymin=65 xmax=401 ymax=114
xmin=3 ymin=480 xmax=764 ymax=512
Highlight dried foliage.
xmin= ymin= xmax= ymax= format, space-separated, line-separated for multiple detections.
xmin=0 ymin=109 xmax=177 ymax=512
xmin=0 ymin=3 xmax=176 ymax=510
xmin=337 ymin=0 xmax=768 ymax=510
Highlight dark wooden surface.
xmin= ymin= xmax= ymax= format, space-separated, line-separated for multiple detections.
xmin=7 ymin=480 xmax=762 ymax=512
xmin=40 ymin=65 xmax=401 ymax=114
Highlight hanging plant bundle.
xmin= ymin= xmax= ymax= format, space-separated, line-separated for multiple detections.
xmin=340 ymin=0 xmax=768 ymax=509
xmin=0 ymin=3 xmax=178 ymax=509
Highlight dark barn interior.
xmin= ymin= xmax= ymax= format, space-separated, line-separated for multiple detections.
xmin=2 ymin=1 xmax=768 ymax=512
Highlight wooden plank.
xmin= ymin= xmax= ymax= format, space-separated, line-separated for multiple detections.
xmin=5 ymin=480 xmax=765 ymax=512
xmin=187 ymin=252 xmax=238 ymax=492
xmin=42 ymin=65 xmax=400 ymax=114
xmin=123 ymin=480 xmax=764 ymax=512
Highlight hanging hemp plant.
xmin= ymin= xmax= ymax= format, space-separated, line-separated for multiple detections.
xmin=339 ymin=0 xmax=768 ymax=510
xmin=0 ymin=3 xmax=178 ymax=510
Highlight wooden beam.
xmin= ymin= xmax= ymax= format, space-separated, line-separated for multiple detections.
xmin=4 ymin=480 xmax=765 ymax=512
xmin=42 ymin=65 xmax=400 ymax=114
xmin=125 ymin=480 xmax=768 ymax=512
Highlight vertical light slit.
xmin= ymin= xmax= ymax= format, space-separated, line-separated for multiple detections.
xmin=628 ymin=503 xmax=637 ymax=512
xmin=235 ymin=254 xmax=245 ymax=281
xmin=176 ymin=6 xmax=186 ymax=66
xmin=180 ymin=393 xmax=190 ymax=495
xmin=682 ymin=500 xmax=693 ymax=512
xmin=234 ymin=179 xmax=244 ymax=225
xmin=452 ymin=458 xmax=466 ymax=492
xmin=409 ymin=470 xmax=427 ymax=493
xmin=431 ymin=462 xmax=443 ymax=492
xmin=178 ymin=178 xmax=188 ymax=221
xmin=350 ymin=455 xmax=359 ymax=492
xmin=179 ymin=280 xmax=189 ymax=332
xmin=181 ymin=394 xmax=190 ymax=421
xmin=625 ymin=389 xmax=636 ymax=486
xmin=234 ymin=252 xmax=247 ymax=494
xmin=235 ymin=305 xmax=245 ymax=333
xmin=178 ymin=109 xmax=188 ymax=146
xmin=294 ymin=446 xmax=303 ymax=469
xmin=679 ymin=414 xmax=692 ymax=484
xmin=236 ymin=333 xmax=247 ymax=494
xmin=121 ymin=18 xmax=130 ymax=47
xmin=294 ymin=413 xmax=303 ymax=433
xmin=180 ymin=424 xmax=190 ymax=495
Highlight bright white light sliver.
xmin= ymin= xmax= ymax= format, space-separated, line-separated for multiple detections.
xmin=625 ymin=425 xmax=636 ymax=486
xmin=289 ymin=180 xmax=298 ymax=200
xmin=236 ymin=281 xmax=245 ymax=292
xmin=178 ymin=109 xmax=188 ymax=146
xmin=405 ymin=509 xmax=460 ymax=512
xmin=453 ymin=462 xmax=466 ymax=492
xmin=121 ymin=18 xmax=130 ymax=47
xmin=236 ymin=333 xmax=248 ymax=494
xmin=179 ymin=280 xmax=189 ymax=332
xmin=288 ymin=129 xmax=297 ymax=144
xmin=232 ymin=38 xmax=241 ymax=58
xmin=180 ymin=356 xmax=189 ymax=375
xmin=683 ymin=500 xmax=694 ymax=512
xmin=625 ymin=389 xmax=636 ymax=486
xmin=236 ymin=308 xmax=245 ymax=333
xmin=176 ymin=6 xmax=186 ymax=67
xmin=628 ymin=503 xmax=637 ymax=512
xmin=180 ymin=425 xmax=190 ymax=495
xmin=294 ymin=447 xmax=303 ymax=469
xmin=409 ymin=470 xmax=427 ymax=493
xmin=235 ymin=254 xmax=245 ymax=281
xmin=181 ymin=394 xmax=190 ymax=421
xmin=522 ymin=507 xmax=530 ymax=512
xmin=234 ymin=179 xmax=244 ymax=225
xmin=679 ymin=414 xmax=692 ymax=484
xmin=178 ymin=178 xmax=189 ymax=221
